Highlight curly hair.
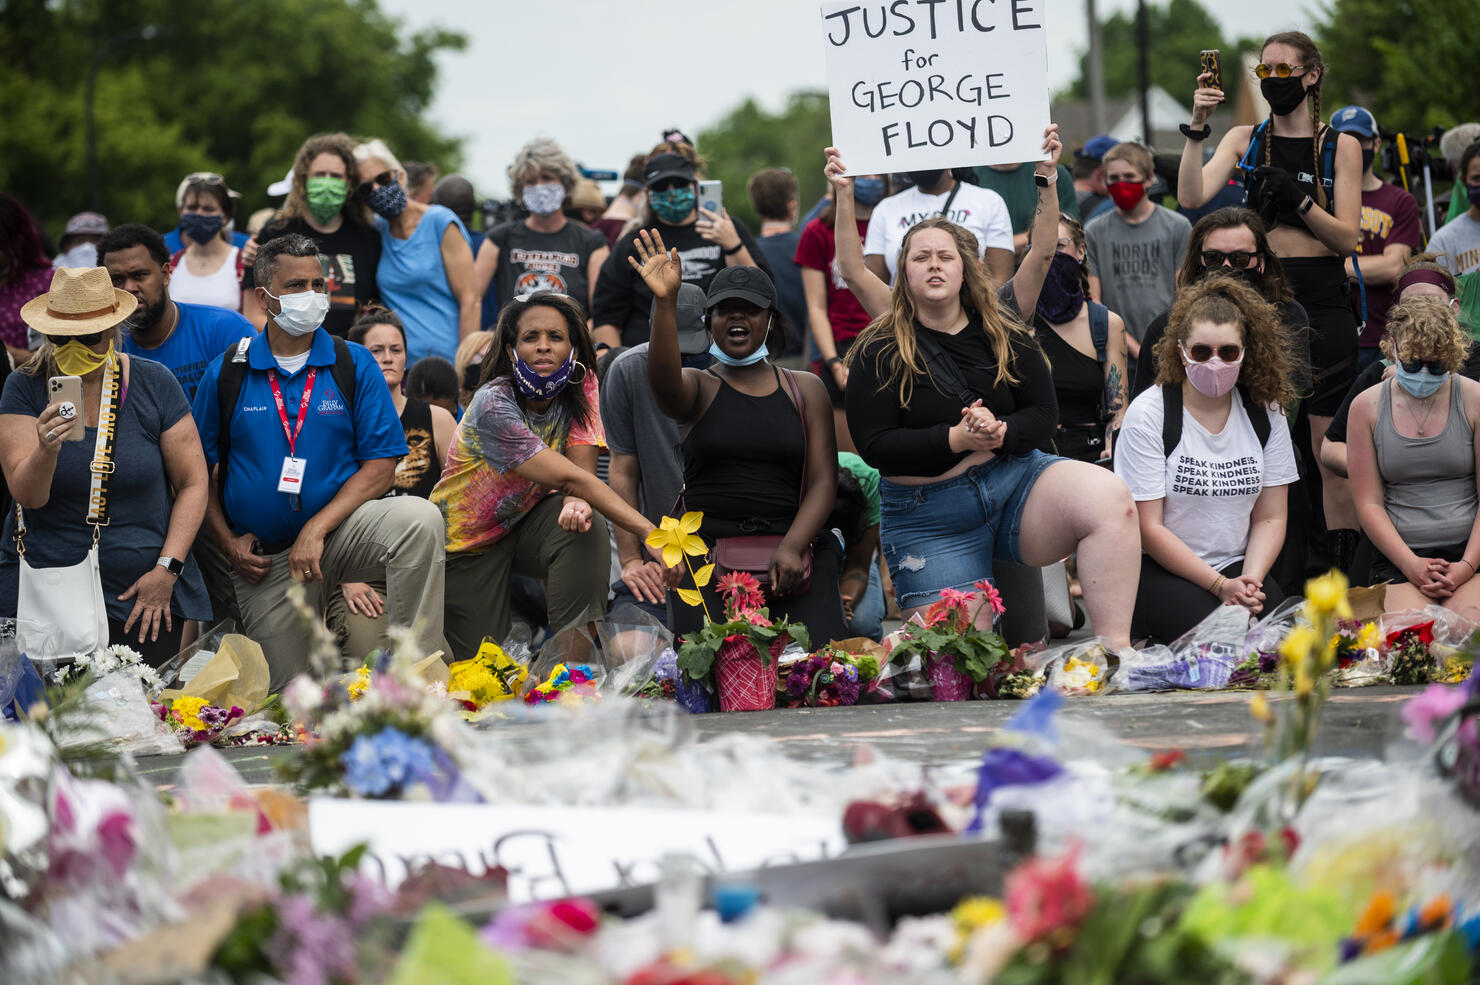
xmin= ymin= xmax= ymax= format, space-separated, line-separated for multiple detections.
xmin=1380 ymin=296 xmax=1470 ymax=372
xmin=283 ymin=133 xmax=370 ymax=226
xmin=1175 ymin=207 xmax=1292 ymax=303
xmin=1155 ymin=274 xmax=1296 ymax=408
xmin=846 ymin=217 xmax=1031 ymax=407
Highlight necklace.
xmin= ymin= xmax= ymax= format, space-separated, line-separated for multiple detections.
xmin=1402 ymin=381 xmax=1442 ymax=436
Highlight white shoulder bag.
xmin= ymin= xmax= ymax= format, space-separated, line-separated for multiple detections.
xmin=15 ymin=357 xmax=120 ymax=660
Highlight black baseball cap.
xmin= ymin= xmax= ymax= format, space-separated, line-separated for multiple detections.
xmin=644 ymin=152 xmax=695 ymax=187
xmin=705 ymin=265 xmax=776 ymax=310
xmin=650 ymin=283 xmax=710 ymax=354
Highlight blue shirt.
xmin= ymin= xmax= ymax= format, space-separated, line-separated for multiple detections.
xmin=121 ymin=301 xmax=256 ymax=400
xmin=164 ymin=228 xmax=251 ymax=253
xmin=191 ymin=329 xmax=409 ymax=546
xmin=373 ymin=205 xmax=469 ymax=365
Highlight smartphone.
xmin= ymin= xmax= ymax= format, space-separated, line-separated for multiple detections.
xmin=47 ymin=376 xmax=85 ymax=441
xmin=1200 ymin=49 xmax=1223 ymax=91
xmin=697 ymin=179 xmax=723 ymax=217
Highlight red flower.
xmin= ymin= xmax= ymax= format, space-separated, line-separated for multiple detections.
xmin=1385 ymin=620 xmax=1435 ymax=648
xmin=974 ymin=579 xmax=1007 ymax=617
xmin=1004 ymin=845 xmax=1094 ymax=941
xmin=1148 ymin=749 xmax=1185 ymax=772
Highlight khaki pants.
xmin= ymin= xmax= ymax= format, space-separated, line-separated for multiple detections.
xmin=233 ymin=496 xmax=447 ymax=691
xmin=325 ymin=579 xmax=388 ymax=666
xmin=443 ymin=494 xmax=610 ymax=661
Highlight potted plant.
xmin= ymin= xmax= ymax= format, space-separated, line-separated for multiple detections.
xmin=887 ymin=582 xmax=1009 ymax=701
xmin=675 ymin=570 xmax=811 ymax=712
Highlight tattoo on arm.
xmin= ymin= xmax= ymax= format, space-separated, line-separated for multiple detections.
xmin=1104 ymin=364 xmax=1125 ymax=414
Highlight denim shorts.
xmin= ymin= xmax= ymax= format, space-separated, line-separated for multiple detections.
xmin=879 ymin=449 xmax=1062 ymax=610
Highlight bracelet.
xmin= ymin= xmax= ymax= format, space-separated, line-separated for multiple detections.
xmin=723 ymin=241 xmax=744 ymax=256
xmin=1034 ymin=170 xmax=1058 ymax=187
xmin=826 ymin=355 xmax=843 ymax=366
xmin=1461 ymin=559 xmax=1476 ymax=573
xmin=1180 ymin=122 xmax=1212 ymax=141
xmin=1209 ymin=573 xmax=1226 ymax=596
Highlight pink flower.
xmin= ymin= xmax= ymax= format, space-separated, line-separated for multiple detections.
xmin=718 ymin=571 xmax=763 ymax=601
xmin=974 ymin=579 xmax=1006 ymax=617
xmin=1004 ymin=845 xmax=1094 ymax=941
xmin=939 ymin=587 xmax=976 ymax=610
xmin=1402 ymin=684 xmax=1469 ymax=744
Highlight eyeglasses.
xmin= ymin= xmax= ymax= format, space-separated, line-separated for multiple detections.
xmin=1255 ymin=62 xmax=1306 ymax=79
xmin=1398 ymin=355 xmax=1446 ymax=375
xmin=1182 ymin=342 xmax=1243 ymax=363
xmin=356 ymin=170 xmax=394 ymax=199
xmin=1200 ymin=249 xmax=1258 ymax=268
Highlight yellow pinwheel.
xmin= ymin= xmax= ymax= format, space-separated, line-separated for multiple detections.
xmin=646 ymin=511 xmax=708 ymax=568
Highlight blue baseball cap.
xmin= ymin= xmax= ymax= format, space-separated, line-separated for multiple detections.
xmin=1076 ymin=135 xmax=1118 ymax=161
xmin=1331 ymin=106 xmax=1378 ymax=138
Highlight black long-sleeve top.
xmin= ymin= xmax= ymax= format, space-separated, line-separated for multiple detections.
xmin=845 ymin=314 xmax=1059 ymax=477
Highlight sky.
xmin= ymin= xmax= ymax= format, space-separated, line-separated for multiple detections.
xmin=378 ymin=0 xmax=1319 ymax=199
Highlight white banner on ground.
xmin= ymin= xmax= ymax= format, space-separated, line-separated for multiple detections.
xmin=309 ymin=798 xmax=844 ymax=902
xmin=821 ymin=0 xmax=1052 ymax=174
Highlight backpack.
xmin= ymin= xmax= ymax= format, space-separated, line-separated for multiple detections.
xmin=213 ymin=335 xmax=359 ymax=524
xmin=1159 ymin=382 xmax=1271 ymax=458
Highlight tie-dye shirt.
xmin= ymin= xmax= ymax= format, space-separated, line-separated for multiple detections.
xmin=432 ymin=373 xmax=605 ymax=553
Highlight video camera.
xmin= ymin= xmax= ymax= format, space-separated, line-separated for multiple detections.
xmin=1379 ymin=125 xmax=1452 ymax=183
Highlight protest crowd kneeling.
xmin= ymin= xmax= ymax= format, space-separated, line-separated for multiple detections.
xmin=4 ymin=24 xmax=1480 ymax=699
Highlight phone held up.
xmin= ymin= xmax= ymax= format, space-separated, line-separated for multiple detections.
xmin=698 ymin=180 xmax=723 ymax=217
xmin=48 ymin=376 xmax=85 ymax=441
xmin=1200 ymin=49 xmax=1223 ymax=92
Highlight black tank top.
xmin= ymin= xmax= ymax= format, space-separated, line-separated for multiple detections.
xmin=389 ymin=397 xmax=439 ymax=499
xmin=1266 ymin=132 xmax=1337 ymax=230
xmin=682 ymin=369 xmax=805 ymax=538
xmin=1033 ymin=320 xmax=1104 ymax=429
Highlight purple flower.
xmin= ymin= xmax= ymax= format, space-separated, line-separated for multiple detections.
xmin=1258 ymin=652 xmax=1279 ymax=674
xmin=198 ymin=704 xmax=230 ymax=727
xmin=1403 ymin=684 xmax=1469 ymax=744
xmin=267 ymin=893 xmax=358 ymax=985
xmin=653 ymin=648 xmax=679 ymax=682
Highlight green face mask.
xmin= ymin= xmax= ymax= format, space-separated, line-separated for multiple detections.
xmin=305 ymin=176 xmax=349 ymax=223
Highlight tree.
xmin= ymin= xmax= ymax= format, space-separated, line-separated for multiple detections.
xmin=0 ymin=0 xmax=465 ymax=237
xmin=1317 ymin=0 xmax=1480 ymax=137
xmin=1062 ymin=0 xmax=1258 ymax=102
xmin=697 ymin=91 xmax=832 ymax=235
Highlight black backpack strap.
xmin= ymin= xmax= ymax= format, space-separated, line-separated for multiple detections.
xmin=329 ymin=335 xmax=358 ymax=416
xmin=1087 ymin=302 xmax=1109 ymax=364
xmin=1160 ymin=382 xmax=1183 ymax=458
xmin=1239 ymin=385 xmax=1272 ymax=448
xmin=912 ymin=328 xmax=977 ymax=406
xmin=214 ymin=337 xmax=253 ymax=528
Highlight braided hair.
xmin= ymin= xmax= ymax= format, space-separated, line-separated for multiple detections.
xmin=1260 ymin=31 xmax=1329 ymax=211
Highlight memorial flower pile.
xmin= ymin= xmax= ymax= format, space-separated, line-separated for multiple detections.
xmin=523 ymin=663 xmax=600 ymax=705
xmin=152 ymin=696 xmax=244 ymax=745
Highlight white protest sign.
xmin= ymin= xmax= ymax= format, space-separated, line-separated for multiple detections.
xmin=821 ymin=0 xmax=1052 ymax=174
xmin=309 ymin=798 xmax=844 ymax=903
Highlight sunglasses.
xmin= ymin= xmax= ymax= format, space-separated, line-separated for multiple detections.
xmin=47 ymin=331 xmax=107 ymax=347
xmin=1201 ymin=249 xmax=1258 ymax=268
xmin=1182 ymin=342 xmax=1243 ymax=363
xmin=1398 ymin=356 xmax=1446 ymax=375
xmin=649 ymin=178 xmax=691 ymax=193
xmin=356 ymin=170 xmax=394 ymax=199
xmin=182 ymin=171 xmax=227 ymax=186
xmin=1254 ymin=62 xmax=1307 ymax=79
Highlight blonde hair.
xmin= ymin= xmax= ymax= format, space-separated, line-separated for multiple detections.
xmin=455 ymin=330 xmax=496 ymax=391
xmin=1380 ymin=296 xmax=1470 ymax=371
xmin=354 ymin=138 xmax=403 ymax=175
xmin=1101 ymin=142 xmax=1154 ymax=180
xmin=846 ymin=217 xmax=1030 ymax=407
xmin=508 ymin=138 xmax=581 ymax=199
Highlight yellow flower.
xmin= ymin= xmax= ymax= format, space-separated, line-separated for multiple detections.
xmin=1250 ymin=692 xmax=1272 ymax=724
xmin=1306 ymin=570 xmax=1353 ymax=619
xmin=1295 ymin=663 xmax=1313 ymax=696
xmin=346 ymin=666 xmax=371 ymax=700
xmin=1279 ymin=624 xmax=1318 ymax=666
xmin=645 ymin=512 xmax=708 ymax=568
xmin=171 ymin=695 xmax=210 ymax=731
xmin=952 ymin=896 xmax=1006 ymax=930
xmin=1356 ymin=622 xmax=1381 ymax=652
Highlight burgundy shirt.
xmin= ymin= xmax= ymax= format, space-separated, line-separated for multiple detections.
xmin=1356 ymin=181 xmax=1422 ymax=346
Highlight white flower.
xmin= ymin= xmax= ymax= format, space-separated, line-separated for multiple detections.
xmin=282 ymin=675 xmax=324 ymax=722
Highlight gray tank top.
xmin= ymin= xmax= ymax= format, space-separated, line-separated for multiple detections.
xmin=1375 ymin=377 xmax=1477 ymax=549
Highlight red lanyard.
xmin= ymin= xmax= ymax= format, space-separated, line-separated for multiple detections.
xmin=267 ymin=368 xmax=316 ymax=457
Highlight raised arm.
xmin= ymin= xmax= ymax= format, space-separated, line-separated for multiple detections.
xmin=1009 ymin=124 xmax=1066 ymax=319
xmin=823 ymin=147 xmax=891 ymax=318
xmin=631 ymin=229 xmax=703 ymax=422
xmin=1177 ymin=72 xmax=1247 ymax=209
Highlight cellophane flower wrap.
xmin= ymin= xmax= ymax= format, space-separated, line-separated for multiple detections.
xmin=676 ymin=571 xmax=811 ymax=683
xmin=887 ymin=581 xmax=1009 ymax=684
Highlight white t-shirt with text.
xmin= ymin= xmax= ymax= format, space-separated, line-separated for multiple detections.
xmin=863 ymin=183 xmax=1014 ymax=282
xmin=1114 ymin=386 xmax=1299 ymax=570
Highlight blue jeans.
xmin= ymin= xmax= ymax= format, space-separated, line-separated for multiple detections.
xmin=879 ymin=450 xmax=1061 ymax=610
xmin=844 ymin=558 xmax=885 ymax=641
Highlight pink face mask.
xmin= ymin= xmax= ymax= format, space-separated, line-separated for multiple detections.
xmin=1181 ymin=344 xmax=1243 ymax=398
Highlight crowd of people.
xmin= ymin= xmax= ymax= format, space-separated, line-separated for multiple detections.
xmin=5 ymin=28 xmax=1480 ymax=686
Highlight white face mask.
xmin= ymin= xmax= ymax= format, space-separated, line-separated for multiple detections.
xmin=264 ymin=289 xmax=329 ymax=336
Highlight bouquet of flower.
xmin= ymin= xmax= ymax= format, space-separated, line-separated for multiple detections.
xmin=47 ymin=644 xmax=162 ymax=696
xmin=523 ymin=663 xmax=600 ymax=705
xmin=886 ymin=582 xmax=1009 ymax=689
xmin=153 ymin=696 xmax=244 ymax=745
xmin=1387 ymin=621 xmax=1436 ymax=686
xmin=782 ymin=647 xmax=877 ymax=708
xmin=448 ymin=639 xmax=528 ymax=709
xmin=673 ymin=570 xmax=811 ymax=683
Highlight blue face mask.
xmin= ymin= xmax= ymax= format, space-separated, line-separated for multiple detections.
xmin=853 ymin=177 xmax=887 ymax=207
xmin=651 ymin=187 xmax=697 ymax=223
xmin=368 ymin=180 xmax=408 ymax=219
xmin=1395 ymin=363 xmax=1446 ymax=399
xmin=180 ymin=212 xmax=224 ymax=245
xmin=708 ymin=341 xmax=770 ymax=367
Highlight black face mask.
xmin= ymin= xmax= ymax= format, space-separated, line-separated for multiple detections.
xmin=1361 ymin=148 xmax=1376 ymax=172
xmin=908 ymin=169 xmax=945 ymax=190
xmin=1200 ymin=263 xmax=1264 ymax=291
xmin=1260 ymin=76 xmax=1309 ymax=116
xmin=680 ymin=351 xmax=712 ymax=370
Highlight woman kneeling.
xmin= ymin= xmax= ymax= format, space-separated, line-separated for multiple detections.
xmin=1115 ymin=276 xmax=1298 ymax=643
xmin=1347 ymin=296 xmax=1480 ymax=613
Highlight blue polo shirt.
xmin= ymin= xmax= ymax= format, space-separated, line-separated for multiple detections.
xmin=191 ymin=329 xmax=408 ymax=546
xmin=122 ymin=301 xmax=256 ymax=401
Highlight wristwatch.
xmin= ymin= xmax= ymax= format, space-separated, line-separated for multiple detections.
xmin=1034 ymin=172 xmax=1051 ymax=187
xmin=1298 ymin=196 xmax=1315 ymax=216
xmin=1180 ymin=123 xmax=1212 ymax=141
xmin=156 ymin=555 xmax=184 ymax=576
xmin=825 ymin=356 xmax=843 ymax=367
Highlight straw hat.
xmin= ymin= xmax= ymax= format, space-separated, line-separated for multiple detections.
xmin=20 ymin=267 xmax=137 ymax=337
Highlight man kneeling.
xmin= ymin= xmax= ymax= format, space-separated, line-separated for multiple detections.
xmin=192 ymin=234 xmax=445 ymax=688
